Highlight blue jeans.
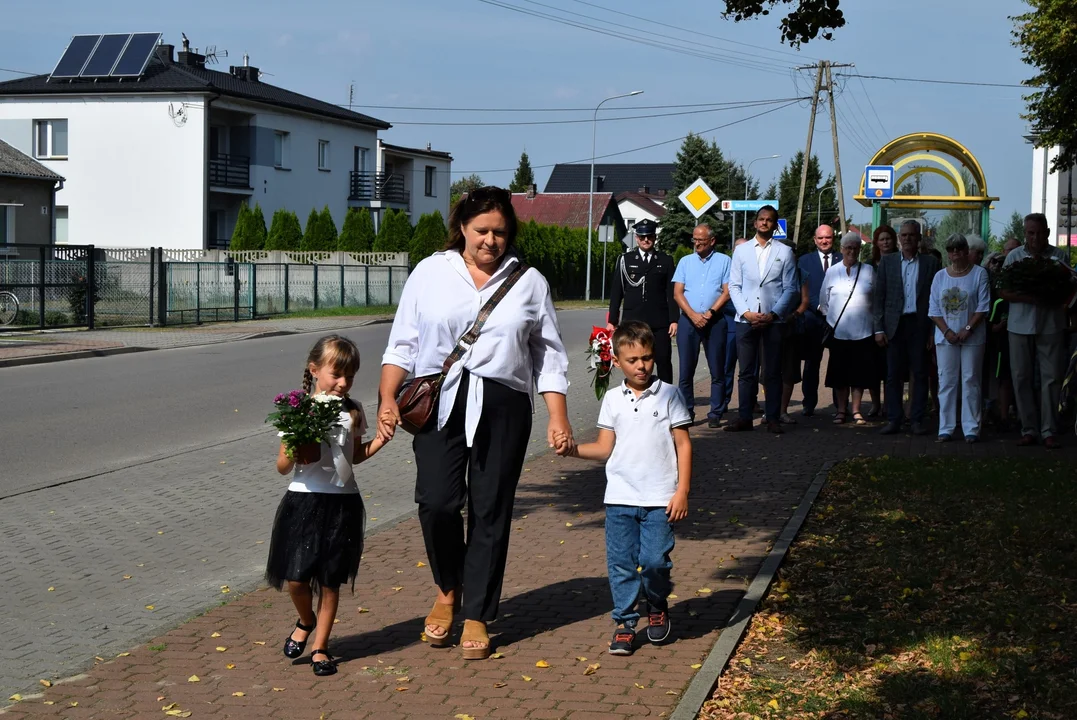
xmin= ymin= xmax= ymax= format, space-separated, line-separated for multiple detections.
xmin=605 ymin=504 xmax=675 ymax=626
xmin=677 ymin=314 xmax=728 ymax=419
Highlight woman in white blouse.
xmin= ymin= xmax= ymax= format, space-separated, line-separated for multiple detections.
xmin=377 ymin=186 xmax=573 ymax=661
xmin=928 ymin=234 xmax=991 ymax=443
xmin=818 ymin=232 xmax=877 ymax=425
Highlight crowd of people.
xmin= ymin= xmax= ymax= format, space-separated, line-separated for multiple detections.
xmin=262 ymin=189 xmax=1075 ymax=678
xmin=608 ymin=208 xmax=1076 ymax=447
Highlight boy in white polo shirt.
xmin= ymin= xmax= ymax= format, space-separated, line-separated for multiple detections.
xmin=557 ymin=320 xmax=693 ymax=655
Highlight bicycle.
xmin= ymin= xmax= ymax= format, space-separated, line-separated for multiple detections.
xmin=0 ymin=289 xmax=18 ymax=326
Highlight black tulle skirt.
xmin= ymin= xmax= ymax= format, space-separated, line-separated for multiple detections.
xmin=265 ymin=491 xmax=365 ymax=594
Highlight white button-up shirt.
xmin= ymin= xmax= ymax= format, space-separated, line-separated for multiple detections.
xmin=901 ymin=254 xmax=919 ymax=315
xmin=818 ymin=250 xmax=832 ymax=272
xmin=754 ymin=237 xmax=773 ymax=277
xmin=1002 ymin=245 xmax=1071 ymax=336
xmin=597 ymin=378 xmax=692 ymax=506
xmin=819 ymin=262 xmax=876 ymax=341
xmin=382 ymin=250 xmax=570 ymax=446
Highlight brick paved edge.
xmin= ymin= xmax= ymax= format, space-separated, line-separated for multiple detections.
xmin=670 ymin=460 xmax=836 ymax=720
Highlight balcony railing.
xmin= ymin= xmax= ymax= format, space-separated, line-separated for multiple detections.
xmin=209 ymin=154 xmax=251 ymax=189
xmin=349 ymin=171 xmax=410 ymax=207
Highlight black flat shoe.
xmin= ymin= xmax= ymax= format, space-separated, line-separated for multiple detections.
xmin=283 ymin=619 xmax=316 ymax=659
xmin=310 ymin=649 xmax=337 ymax=676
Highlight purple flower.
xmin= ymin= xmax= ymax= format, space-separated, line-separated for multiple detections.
xmin=288 ymin=395 xmax=301 ymax=408
xmin=274 ymin=393 xmax=286 ymax=404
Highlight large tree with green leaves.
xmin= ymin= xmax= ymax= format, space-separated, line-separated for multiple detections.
xmin=509 ymin=151 xmax=535 ymax=193
xmin=1013 ymin=1 xmax=1077 ymax=172
xmin=451 ymin=173 xmax=483 ymax=206
xmin=764 ymin=152 xmax=834 ymax=254
xmin=722 ymin=0 xmax=845 ymax=46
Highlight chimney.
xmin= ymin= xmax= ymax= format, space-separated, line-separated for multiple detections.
xmin=657 ymin=189 xmax=667 ymax=198
xmin=178 ymin=47 xmax=206 ymax=68
xmin=638 ymin=185 xmax=649 ymax=194
xmin=156 ymin=44 xmax=174 ymax=64
xmin=229 ymin=63 xmax=261 ymax=82
xmin=526 ymin=184 xmax=537 ymax=199
xmin=426 ymin=143 xmax=432 ymax=151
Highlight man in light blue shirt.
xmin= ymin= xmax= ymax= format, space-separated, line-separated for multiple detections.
xmin=672 ymin=224 xmax=731 ymax=426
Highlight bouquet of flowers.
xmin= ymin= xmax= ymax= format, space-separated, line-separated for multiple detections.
xmin=586 ymin=326 xmax=614 ymax=400
xmin=996 ymin=255 xmax=1077 ymax=308
xmin=266 ymin=390 xmax=344 ymax=462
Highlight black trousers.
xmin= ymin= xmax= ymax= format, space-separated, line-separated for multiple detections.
xmin=736 ymin=322 xmax=784 ymax=423
xmin=886 ymin=314 xmax=929 ymax=424
xmin=650 ymin=326 xmax=673 ymax=384
xmin=413 ymin=371 xmax=532 ymax=622
xmin=800 ymin=311 xmax=826 ymax=413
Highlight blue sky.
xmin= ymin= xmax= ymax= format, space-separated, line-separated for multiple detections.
xmin=0 ymin=0 xmax=1035 ymax=230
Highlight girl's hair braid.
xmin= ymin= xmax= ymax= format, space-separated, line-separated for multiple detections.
xmin=302 ymin=367 xmax=314 ymax=394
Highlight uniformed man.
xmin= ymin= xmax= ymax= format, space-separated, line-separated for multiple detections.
xmin=607 ymin=218 xmax=678 ymax=383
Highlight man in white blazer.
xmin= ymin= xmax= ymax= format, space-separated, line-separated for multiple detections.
xmin=726 ymin=205 xmax=800 ymax=434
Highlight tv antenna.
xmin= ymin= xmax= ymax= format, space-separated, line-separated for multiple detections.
xmin=204 ymin=45 xmax=229 ymax=65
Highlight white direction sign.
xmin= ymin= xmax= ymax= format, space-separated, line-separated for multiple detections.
xmin=865 ymin=165 xmax=895 ymax=199
xmin=678 ymin=177 xmax=719 ymax=219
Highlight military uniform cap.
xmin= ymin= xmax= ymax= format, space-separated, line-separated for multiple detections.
xmin=633 ymin=218 xmax=657 ymax=236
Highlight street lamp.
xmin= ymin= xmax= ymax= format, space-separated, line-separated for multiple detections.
xmin=587 ymin=90 xmax=643 ymax=301
xmin=816 ymin=184 xmax=835 ymax=227
xmin=742 ymin=155 xmax=781 ymax=239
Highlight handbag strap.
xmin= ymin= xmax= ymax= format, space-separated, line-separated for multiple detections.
xmin=830 ymin=262 xmax=861 ymax=334
xmin=438 ymin=258 xmax=531 ymax=377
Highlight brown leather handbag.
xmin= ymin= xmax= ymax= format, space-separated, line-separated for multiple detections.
xmin=395 ymin=260 xmax=530 ymax=434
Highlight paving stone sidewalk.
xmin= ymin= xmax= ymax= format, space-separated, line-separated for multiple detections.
xmin=0 ymin=316 xmax=395 ymax=364
xmin=3 ymin=380 xmax=1071 ymax=719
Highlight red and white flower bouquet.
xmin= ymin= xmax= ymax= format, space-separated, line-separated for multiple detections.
xmin=586 ymin=326 xmax=614 ymax=400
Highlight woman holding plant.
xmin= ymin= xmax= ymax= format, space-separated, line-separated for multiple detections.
xmin=378 ymin=186 xmax=572 ymax=660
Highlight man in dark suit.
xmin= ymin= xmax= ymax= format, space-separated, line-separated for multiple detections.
xmin=797 ymin=224 xmax=841 ymax=416
xmin=873 ymin=219 xmax=941 ymax=435
xmin=607 ymin=219 xmax=679 ymax=382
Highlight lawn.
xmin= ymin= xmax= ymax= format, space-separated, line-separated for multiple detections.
xmin=274 ymin=305 xmax=396 ymax=319
xmin=700 ymin=456 xmax=1077 ymax=720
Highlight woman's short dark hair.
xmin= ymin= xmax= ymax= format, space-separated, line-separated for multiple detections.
xmin=446 ymin=186 xmax=518 ymax=251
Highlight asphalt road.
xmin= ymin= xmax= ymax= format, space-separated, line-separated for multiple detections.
xmin=0 ymin=310 xmax=608 ymax=499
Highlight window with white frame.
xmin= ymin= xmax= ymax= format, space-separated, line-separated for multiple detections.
xmin=273 ymin=131 xmax=289 ymax=168
xmin=55 ymin=207 xmax=69 ymax=244
xmin=34 ymin=119 xmax=68 ymax=159
xmin=318 ymin=140 xmax=330 ymax=170
xmin=424 ymin=166 xmax=436 ymax=197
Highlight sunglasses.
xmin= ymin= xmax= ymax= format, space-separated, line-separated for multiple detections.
xmin=465 ymin=186 xmax=512 ymax=204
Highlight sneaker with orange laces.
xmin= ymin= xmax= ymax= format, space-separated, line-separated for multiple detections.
xmin=646 ymin=609 xmax=671 ymax=644
xmin=608 ymin=624 xmax=636 ymax=655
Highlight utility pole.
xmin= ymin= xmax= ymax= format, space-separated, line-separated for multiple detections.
xmin=825 ymin=61 xmax=852 ymax=235
xmin=792 ymin=61 xmax=825 ymax=247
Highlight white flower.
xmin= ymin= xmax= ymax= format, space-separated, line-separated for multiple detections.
xmin=311 ymin=394 xmax=336 ymax=404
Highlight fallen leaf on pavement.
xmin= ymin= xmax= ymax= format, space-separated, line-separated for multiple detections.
xmin=216 ymin=646 xmax=227 ymax=652
xmin=226 ymin=664 xmax=236 ymax=670
xmin=122 ymin=575 xmax=132 ymax=580
xmin=145 ymin=605 xmax=155 ymax=610
xmin=392 ymin=586 xmax=403 ymax=591
xmin=691 ymin=663 xmax=703 ymax=669
xmin=666 ymin=690 xmax=678 ymax=695
xmin=117 ymin=652 xmax=130 ymax=657
xmin=395 ymin=687 xmax=408 ymax=692
xmin=416 ymin=561 xmax=426 ymax=567
xmin=162 ymin=703 xmax=178 ymax=711
xmin=521 ymin=675 xmax=532 ymax=682
xmin=358 ymin=607 xmax=370 ymax=613
xmin=489 ymin=652 xmax=503 ymax=659
xmin=232 ymin=692 xmax=245 ymax=697
xmin=535 ymin=660 xmax=550 ymax=668
xmin=634 ymin=682 xmax=645 ymax=689
xmin=253 ymin=641 xmax=266 ymax=645
xmin=39 ymin=679 xmax=51 ymax=688
xmin=455 ymin=715 xmax=476 ymax=720
xmin=768 ymin=699 xmax=780 ymax=710
xmin=165 ymin=711 xmax=191 ymax=718
xmin=47 ymin=587 xmax=55 ymax=592
xmin=575 ymin=656 xmax=587 ymax=662
xmin=272 ymin=687 xmax=285 ymax=692
xmin=584 ymin=663 xmax=600 ymax=675
xmin=8 ymin=694 xmax=21 ymax=702
xmin=493 ymin=682 xmax=506 ymax=688
xmin=188 ymin=675 xmax=199 ymax=683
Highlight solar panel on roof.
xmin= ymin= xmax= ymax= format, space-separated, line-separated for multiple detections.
xmin=81 ymin=34 xmax=131 ymax=77
xmin=111 ymin=32 xmax=161 ymax=77
xmin=51 ymin=35 xmax=102 ymax=79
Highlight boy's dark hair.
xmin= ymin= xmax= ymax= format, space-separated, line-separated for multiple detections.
xmin=612 ymin=321 xmax=655 ymax=355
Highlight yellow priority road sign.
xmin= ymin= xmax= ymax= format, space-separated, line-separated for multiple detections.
xmin=678 ymin=177 xmax=719 ymax=218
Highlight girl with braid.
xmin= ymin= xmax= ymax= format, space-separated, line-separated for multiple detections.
xmin=265 ymin=335 xmax=386 ymax=676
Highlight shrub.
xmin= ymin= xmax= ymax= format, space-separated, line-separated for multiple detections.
xmin=45 ymin=311 xmax=69 ymax=326
xmin=409 ymin=211 xmax=448 ymax=266
xmin=230 ymin=203 xmax=267 ymax=250
xmin=373 ymin=209 xmax=413 ymax=253
xmin=301 ymin=208 xmax=332 ymax=252
xmin=338 ymin=207 xmax=376 ymax=252
xmin=266 ymin=209 xmax=302 ymax=251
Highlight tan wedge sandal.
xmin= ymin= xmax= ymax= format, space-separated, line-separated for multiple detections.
xmin=425 ymin=600 xmax=455 ymax=648
xmin=460 ymin=620 xmax=491 ymax=660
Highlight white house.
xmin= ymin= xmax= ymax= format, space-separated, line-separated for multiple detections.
xmin=378 ymin=140 xmax=452 ymax=223
xmin=1029 ymin=140 xmax=1075 ymax=246
xmin=0 ymin=33 xmax=452 ymax=249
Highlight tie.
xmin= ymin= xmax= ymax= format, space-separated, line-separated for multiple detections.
xmin=823 ymin=254 xmax=830 ymax=271
xmin=643 ymin=253 xmax=650 ymax=265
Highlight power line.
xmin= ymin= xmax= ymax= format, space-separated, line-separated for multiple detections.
xmin=0 ymin=66 xmax=39 ymax=76
xmin=837 ymin=72 xmax=1030 ymax=89
xmin=346 ymin=99 xmax=795 ymax=113
xmin=452 ymin=99 xmax=801 ymax=175
xmin=855 ymin=74 xmax=889 ymax=139
xmin=516 ymin=0 xmax=796 ymax=73
xmin=387 ymin=97 xmax=807 ymax=126
xmin=565 ymin=0 xmax=818 ymax=63
xmin=476 ymin=0 xmax=794 ymax=77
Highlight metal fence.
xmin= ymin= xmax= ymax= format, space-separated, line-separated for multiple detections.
xmin=0 ymin=244 xmax=406 ymax=330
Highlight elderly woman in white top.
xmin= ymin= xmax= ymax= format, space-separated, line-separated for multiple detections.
xmin=378 ymin=187 xmax=572 ymax=660
xmin=928 ymin=233 xmax=991 ymax=443
xmin=819 ymin=232 xmax=877 ymax=425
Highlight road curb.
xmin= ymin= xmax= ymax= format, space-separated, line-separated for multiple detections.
xmin=0 ymin=345 xmax=153 ymax=368
xmin=670 ymin=460 xmax=835 ymax=720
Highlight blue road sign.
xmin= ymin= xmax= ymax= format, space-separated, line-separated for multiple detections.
xmin=773 ymin=219 xmax=788 ymax=240
xmin=720 ymin=199 xmax=780 ymax=212
xmin=865 ymin=165 xmax=895 ymax=199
